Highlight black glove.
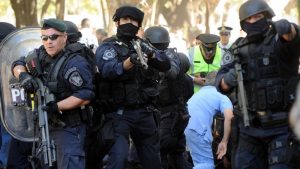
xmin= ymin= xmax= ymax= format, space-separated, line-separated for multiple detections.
xmin=274 ymin=19 xmax=291 ymax=36
xmin=129 ymin=53 xmax=139 ymax=65
xmin=223 ymin=69 xmax=237 ymax=87
xmin=140 ymin=41 xmax=155 ymax=56
xmin=19 ymin=72 xmax=38 ymax=93
xmin=42 ymin=101 xmax=60 ymax=115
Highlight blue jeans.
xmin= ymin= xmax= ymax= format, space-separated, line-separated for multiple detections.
xmin=184 ymin=128 xmax=214 ymax=169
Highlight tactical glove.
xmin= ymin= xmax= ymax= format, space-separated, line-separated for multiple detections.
xmin=274 ymin=19 xmax=291 ymax=36
xmin=19 ymin=72 xmax=38 ymax=93
xmin=42 ymin=101 xmax=60 ymax=115
xmin=140 ymin=41 xmax=155 ymax=56
xmin=223 ymin=69 xmax=237 ymax=87
xmin=129 ymin=53 xmax=139 ymax=65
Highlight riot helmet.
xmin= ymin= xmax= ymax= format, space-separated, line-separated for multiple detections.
xmin=113 ymin=6 xmax=144 ymax=27
xmin=177 ymin=52 xmax=190 ymax=74
xmin=239 ymin=0 xmax=275 ymax=22
xmin=63 ymin=20 xmax=82 ymax=43
xmin=144 ymin=26 xmax=170 ymax=50
xmin=0 ymin=22 xmax=16 ymax=43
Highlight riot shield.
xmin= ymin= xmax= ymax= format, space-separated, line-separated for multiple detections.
xmin=0 ymin=27 xmax=41 ymax=142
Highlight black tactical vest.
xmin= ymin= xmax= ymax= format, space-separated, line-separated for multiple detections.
xmin=26 ymin=44 xmax=84 ymax=101
xmin=236 ymin=35 xmax=298 ymax=113
xmin=157 ymin=49 xmax=194 ymax=107
xmin=97 ymin=39 xmax=160 ymax=111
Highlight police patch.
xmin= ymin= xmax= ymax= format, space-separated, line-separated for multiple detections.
xmin=68 ymin=71 xmax=83 ymax=87
xmin=103 ymin=49 xmax=116 ymax=60
xmin=222 ymin=51 xmax=234 ymax=65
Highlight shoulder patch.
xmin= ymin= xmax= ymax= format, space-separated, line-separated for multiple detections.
xmin=68 ymin=70 xmax=83 ymax=87
xmin=222 ymin=50 xmax=234 ymax=65
xmin=103 ymin=48 xmax=116 ymax=60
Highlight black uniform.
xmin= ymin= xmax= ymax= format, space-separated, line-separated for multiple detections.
xmin=158 ymin=49 xmax=193 ymax=169
xmin=216 ymin=1 xmax=300 ymax=168
xmin=95 ymin=6 xmax=170 ymax=169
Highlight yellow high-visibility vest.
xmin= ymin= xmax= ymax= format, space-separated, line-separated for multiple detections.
xmin=188 ymin=46 xmax=222 ymax=93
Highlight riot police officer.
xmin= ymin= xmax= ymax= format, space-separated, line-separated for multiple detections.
xmin=95 ymin=6 xmax=170 ymax=169
xmin=144 ymin=26 xmax=194 ymax=169
xmin=216 ymin=0 xmax=300 ymax=168
xmin=0 ymin=22 xmax=18 ymax=169
xmin=11 ymin=18 xmax=94 ymax=169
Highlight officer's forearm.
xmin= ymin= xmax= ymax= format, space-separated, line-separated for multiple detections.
xmin=57 ymin=96 xmax=90 ymax=111
xmin=13 ymin=65 xmax=27 ymax=78
xmin=123 ymin=57 xmax=134 ymax=70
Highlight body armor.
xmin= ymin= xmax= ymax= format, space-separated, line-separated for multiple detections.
xmin=236 ymin=34 xmax=298 ymax=127
xmin=98 ymin=39 xmax=160 ymax=111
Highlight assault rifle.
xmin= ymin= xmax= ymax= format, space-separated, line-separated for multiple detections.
xmin=131 ymin=39 xmax=148 ymax=69
xmin=231 ymin=38 xmax=250 ymax=127
xmin=34 ymin=78 xmax=56 ymax=166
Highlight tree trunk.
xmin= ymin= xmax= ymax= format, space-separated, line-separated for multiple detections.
xmin=41 ymin=0 xmax=52 ymax=20
xmin=205 ymin=0 xmax=210 ymax=33
xmin=10 ymin=0 xmax=38 ymax=28
xmin=55 ymin=0 xmax=65 ymax=20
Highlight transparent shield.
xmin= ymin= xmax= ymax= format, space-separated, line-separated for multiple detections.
xmin=0 ymin=27 xmax=41 ymax=142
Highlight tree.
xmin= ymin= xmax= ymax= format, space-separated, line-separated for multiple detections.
xmin=10 ymin=0 xmax=38 ymax=28
xmin=10 ymin=0 xmax=65 ymax=28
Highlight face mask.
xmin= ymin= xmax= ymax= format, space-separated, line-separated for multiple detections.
xmin=242 ymin=17 xmax=269 ymax=37
xmin=116 ymin=23 xmax=139 ymax=40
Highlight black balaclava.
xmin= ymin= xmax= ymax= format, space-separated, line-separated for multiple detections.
xmin=242 ymin=17 xmax=269 ymax=37
xmin=116 ymin=23 xmax=139 ymax=42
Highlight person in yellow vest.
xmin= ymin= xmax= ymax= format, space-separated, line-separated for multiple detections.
xmin=187 ymin=34 xmax=221 ymax=93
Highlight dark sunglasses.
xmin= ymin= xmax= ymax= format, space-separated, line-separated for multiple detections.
xmin=41 ymin=34 xmax=63 ymax=41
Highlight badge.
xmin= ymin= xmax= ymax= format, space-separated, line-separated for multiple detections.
xmin=103 ymin=49 xmax=116 ymax=60
xmin=222 ymin=51 xmax=234 ymax=65
xmin=68 ymin=71 xmax=83 ymax=87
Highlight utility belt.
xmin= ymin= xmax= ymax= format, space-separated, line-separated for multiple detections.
xmin=49 ymin=107 xmax=89 ymax=128
xmin=249 ymin=110 xmax=288 ymax=129
xmin=159 ymin=104 xmax=190 ymax=136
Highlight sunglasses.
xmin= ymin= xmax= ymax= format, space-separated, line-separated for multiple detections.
xmin=41 ymin=34 xmax=63 ymax=41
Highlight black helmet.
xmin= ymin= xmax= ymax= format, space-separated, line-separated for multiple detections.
xmin=239 ymin=0 xmax=275 ymax=22
xmin=113 ymin=6 xmax=144 ymax=27
xmin=177 ymin=52 xmax=190 ymax=73
xmin=63 ymin=20 xmax=82 ymax=43
xmin=144 ymin=26 xmax=170 ymax=44
xmin=0 ymin=22 xmax=16 ymax=42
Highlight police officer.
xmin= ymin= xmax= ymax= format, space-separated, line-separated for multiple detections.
xmin=0 ymin=22 xmax=18 ymax=169
xmin=95 ymin=6 xmax=170 ymax=169
xmin=217 ymin=25 xmax=233 ymax=66
xmin=187 ymin=34 xmax=222 ymax=93
xmin=11 ymin=18 xmax=94 ymax=169
xmin=143 ymin=26 xmax=193 ymax=169
xmin=216 ymin=0 xmax=300 ymax=168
